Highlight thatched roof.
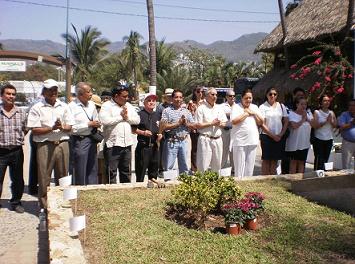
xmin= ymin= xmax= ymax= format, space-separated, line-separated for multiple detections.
xmin=255 ymin=0 xmax=354 ymax=53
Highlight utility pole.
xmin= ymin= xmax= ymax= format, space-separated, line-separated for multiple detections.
xmin=65 ymin=0 xmax=71 ymax=102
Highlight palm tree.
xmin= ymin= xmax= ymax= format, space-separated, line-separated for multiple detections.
xmin=146 ymin=0 xmax=157 ymax=89
xmin=156 ymin=39 xmax=176 ymax=75
xmin=122 ymin=31 xmax=146 ymax=97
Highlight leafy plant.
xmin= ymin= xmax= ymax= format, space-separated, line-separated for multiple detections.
xmin=222 ymin=203 xmax=245 ymax=225
xmin=171 ymin=171 xmax=241 ymax=228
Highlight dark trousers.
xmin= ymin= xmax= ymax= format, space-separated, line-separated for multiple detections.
xmin=0 ymin=147 xmax=24 ymax=205
xmin=190 ymin=132 xmax=199 ymax=172
xmin=313 ymin=138 xmax=333 ymax=170
xmin=72 ymin=136 xmax=98 ymax=185
xmin=105 ymin=146 xmax=131 ymax=184
xmin=28 ymin=133 xmax=38 ymax=194
xmin=135 ymin=143 xmax=159 ymax=182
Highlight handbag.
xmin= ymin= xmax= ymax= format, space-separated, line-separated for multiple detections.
xmin=89 ymin=128 xmax=104 ymax=143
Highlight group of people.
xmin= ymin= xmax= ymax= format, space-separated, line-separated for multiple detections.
xmin=0 ymin=79 xmax=355 ymax=214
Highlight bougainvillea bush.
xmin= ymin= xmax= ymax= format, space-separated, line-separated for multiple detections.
xmin=290 ymin=42 xmax=353 ymax=104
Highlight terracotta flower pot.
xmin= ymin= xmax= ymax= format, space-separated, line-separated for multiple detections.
xmin=226 ymin=223 xmax=241 ymax=235
xmin=244 ymin=218 xmax=258 ymax=230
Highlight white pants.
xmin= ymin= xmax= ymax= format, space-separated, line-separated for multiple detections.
xmin=342 ymin=139 xmax=355 ymax=169
xmin=233 ymin=145 xmax=257 ymax=178
xmin=196 ymin=135 xmax=223 ymax=172
xmin=221 ymin=129 xmax=234 ymax=169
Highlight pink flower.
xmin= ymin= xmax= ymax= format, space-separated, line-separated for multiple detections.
xmin=313 ymin=82 xmax=321 ymax=89
xmin=336 ymin=86 xmax=344 ymax=94
xmin=290 ymin=73 xmax=297 ymax=79
xmin=314 ymin=57 xmax=322 ymax=65
xmin=325 ymin=67 xmax=331 ymax=74
xmin=335 ymin=49 xmax=341 ymax=56
xmin=302 ymin=67 xmax=311 ymax=75
xmin=348 ymin=74 xmax=353 ymax=79
xmin=312 ymin=51 xmax=321 ymax=56
xmin=325 ymin=76 xmax=331 ymax=82
xmin=290 ymin=64 xmax=298 ymax=69
xmin=310 ymin=86 xmax=316 ymax=93
xmin=299 ymin=74 xmax=305 ymax=79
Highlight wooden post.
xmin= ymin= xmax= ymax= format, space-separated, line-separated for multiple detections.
xmin=278 ymin=0 xmax=289 ymax=69
xmin=65 ymin=57 xmax=71 ymax=102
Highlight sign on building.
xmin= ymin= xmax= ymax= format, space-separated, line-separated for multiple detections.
xmin=0 ymin=61 xmax=26 ymax=72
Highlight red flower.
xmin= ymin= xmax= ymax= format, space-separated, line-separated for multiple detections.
xmin=313 ymin=82 xmax=321 ymax=89
xmin=336 ymin=87 xmax=344 ymax=94
xmin=325 ymin=67 xmax=331 ymax=74
xmin=348 ymin=74 xmax=353 ymax=79
xmin=312 ymin=51 xmax=321 ymax=56
xmin=335 ymin=49 xmax=342 ymax=56
xmin=325 ymin=76 xmax=331 ymax=82
xmin=314 ymin=57 xmax=322 ymax=65
xmin=290 ymin=73 xmax=297 ymax=79
xmin=299 ymin=73 xmax=305 ymax=79
xmin=310 ymin=86 xmax=316 ymax=93
xmin=290 ymin=64 xmax=298 ymax=69
xmin=302 ymin=67 xmax=311 ymax=75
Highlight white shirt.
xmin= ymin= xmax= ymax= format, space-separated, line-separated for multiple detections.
xmin=222 ymin=101 xmax=235 ymax=128
xmin=195 ymin=101 xmax=227 ymax=137
xmin=285 ymin=111 xmax=313 ymax=151
xmin=314 ymin=109 xmax=334 ymax=140
xmin=99 ymin=100 xmax=140 ymax=148
xmin=259 ymin=102 xmax=288 ymax=135
xmin=68 ymin=99 xmax=98 ymax=136
xmin=27 ymin=99 xmax=75 ymax=142
xmin=230 ymin=103 xmax=261 ymax=148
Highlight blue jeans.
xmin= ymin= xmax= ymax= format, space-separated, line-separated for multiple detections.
xmin=164 ymin=139 xmax=189 ymax=174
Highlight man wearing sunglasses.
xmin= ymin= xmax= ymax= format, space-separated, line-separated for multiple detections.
xmin=195 ymin=88 xmax=227 ymax=172
xmin=99 ymin=85 xmax=140 ymax=184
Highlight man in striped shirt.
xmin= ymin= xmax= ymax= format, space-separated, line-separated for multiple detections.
xmin=0 ymin=84 xmax=27 ymax=213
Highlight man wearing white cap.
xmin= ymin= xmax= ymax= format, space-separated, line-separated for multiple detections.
xmin=195 ymin=87 xmax=227 ymax=172
xmin=68 ymin=82 xmax=101 ymax=185
xmin=133 ymin=94 xmax=164 ymax=187
xmin=27 ymin=79 xmax=74 ymax=209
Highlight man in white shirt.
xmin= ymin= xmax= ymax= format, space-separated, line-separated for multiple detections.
xmin=68 ymin=82 xmax=101 ymax=185
xmin=221 ymin=90 xmax=235 ymax=169
xmin=195 ymin=88 xmax=227 ymax=172
xmin=27 ymin=79 xmax=74 ymax=209
xmin=99 ymin=86 xmax=140 ymax=183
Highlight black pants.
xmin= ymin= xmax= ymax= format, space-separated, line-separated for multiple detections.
xmin=28 ymin=133 xmax=38 ymax=194
xmin=105 ymin=146 xmax=131 ymax=184
xmin=313 ymin=138 xmax=333 ymax=170
xmin=135 ymin=143 xmax=159 ymax=182
xmin=0 ymin=147 xmax=24 ymax=205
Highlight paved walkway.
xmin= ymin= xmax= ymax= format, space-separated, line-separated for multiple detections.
xmin=0 ymin=135 xmax=49 ymax=264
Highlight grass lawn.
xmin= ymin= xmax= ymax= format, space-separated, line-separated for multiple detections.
xmin=76 ymin=179 xmax=355 ymax=264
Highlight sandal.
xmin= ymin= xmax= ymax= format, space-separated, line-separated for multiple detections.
xmin=147 ymin=181 xmax=154 ymax=188
xmin=157 ymin=182 xmax=166 ymax=188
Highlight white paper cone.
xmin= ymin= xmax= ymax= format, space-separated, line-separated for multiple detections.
xmin=149 ymin=86 xmax=156 ymax=95
xmin=69 ymin=215 xmax=86 ymax=232
xmin=59 ymin=175 xmax=72 ymax=187
xmin=163 ymin=170 xmax=178 ymax=180
xmin=324 ymin=162 xmax=333 ymax=171
xmin=63 ymin=188 xmax=77 ymax=201
xmin=219 ymin=167 xmax=232 ymax=177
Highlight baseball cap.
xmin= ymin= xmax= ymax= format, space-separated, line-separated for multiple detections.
xmin=144 ymin=93 xmax=158 ymax=101
xmin=164 ymin=88 xmax=174 ymax=95
xmin=101 ymin=90 xmax=112 ymax=97
xmin=43 ymin=79 xmax=59 ymax=89
xmin=91 ymin=94 xmax=102 ymax=107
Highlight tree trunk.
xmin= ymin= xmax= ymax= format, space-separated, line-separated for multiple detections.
xmin=146 ymin=0 xmax=157 ymax=90
xmin=278 ymin=0 xmax=289 ymax=69
xmin=345 ymin=0 xmax=354 ymax=35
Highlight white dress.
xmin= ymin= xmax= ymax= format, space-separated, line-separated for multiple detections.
xmin=285 ymin=111 xmax=313 ymax=152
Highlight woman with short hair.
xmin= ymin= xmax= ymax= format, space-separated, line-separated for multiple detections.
xmin=230 ymin=89 xmax=263 ymax=178
xmin=259 ymin=87 xmax=288 ymax=175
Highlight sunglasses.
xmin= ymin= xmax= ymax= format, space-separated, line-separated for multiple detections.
xmin=227 ymin=95 xmax=235 ymax=97
xmin=196 ymin=90 xmax=203 ymax=93
xmin=210 ymin=93 xmax=217 ymax=96
xmin=268 ymin=93 xmax=277 ymax=96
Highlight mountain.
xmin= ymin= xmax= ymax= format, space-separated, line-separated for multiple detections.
xmin=1 ymin=32 xmax=267 ymax=62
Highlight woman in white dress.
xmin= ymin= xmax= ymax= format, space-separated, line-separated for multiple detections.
xmin=259 ymin=87 xmax=289 ymax=175
xmin=312 ymin=95 xmax=337 ymax=170
xmin=230 ymin=89 xmax=263 ymax=178
xmin=286 ymin=97 xmax=316 ymax=173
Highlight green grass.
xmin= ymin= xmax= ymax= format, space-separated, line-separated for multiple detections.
xmin=76 ymin=180 xmax=355 ymax=264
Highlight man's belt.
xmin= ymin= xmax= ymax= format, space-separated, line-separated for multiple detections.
xmin=167 ymin=135 xmax=188 ymax=141
xmin=200 ymin=133 xmax=221 ymax=140
xmin=72 ymin=135 xmax=90 ymax=140
xmin=47 ymin=140 xmax=69 ymax=145
xmin=0 ymin=146 xmax=22 ymax=151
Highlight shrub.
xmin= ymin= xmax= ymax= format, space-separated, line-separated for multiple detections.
xmin=170 ymin=171 xmax=241 ymax=228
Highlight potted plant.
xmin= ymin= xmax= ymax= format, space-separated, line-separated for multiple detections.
xmin=241 ymin=192 xmax=265 ymax=230
xmin=222 ymin=202 xmax=245 ymax=235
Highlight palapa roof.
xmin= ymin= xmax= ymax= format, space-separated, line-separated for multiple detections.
xmin=255 ymin=0 xmax=354 ymax=53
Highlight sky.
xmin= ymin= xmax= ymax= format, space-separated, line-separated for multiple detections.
xmin=0 ymin=0 xmax=289 ymax=44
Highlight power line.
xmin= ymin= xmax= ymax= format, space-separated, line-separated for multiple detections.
xmin=2 ymin=0 xmax=279 ymax=23
xmin=106 ymin=0 xmax=279 ymax=15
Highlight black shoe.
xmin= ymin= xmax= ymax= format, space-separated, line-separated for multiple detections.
xmin=10 ymin=204 xmax=25 ymax=214
xmin=28 ymin=188 xmax=38 ymax=195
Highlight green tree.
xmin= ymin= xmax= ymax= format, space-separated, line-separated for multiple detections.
xmin=156 ymin=39 xmax=176 ymax=76
xmin=122 ymin=31 xmax=147 ymax=97
xmin=63 ymin=25 xmax=110 ymax=82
